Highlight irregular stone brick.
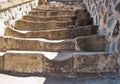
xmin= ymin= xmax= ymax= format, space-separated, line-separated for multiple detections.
xmin=4 ymin=53 xmax=43 ymax=73
xmin=0 ymin=36 xmax=7 ymax=51
xmin=74 ymin=53 xmax=117 ymax=73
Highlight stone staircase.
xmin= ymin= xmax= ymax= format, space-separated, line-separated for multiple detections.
xmin=0 ymin=2 xmax=118 ymax=75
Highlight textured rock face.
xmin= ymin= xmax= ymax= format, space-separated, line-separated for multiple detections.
xmin=4 ymin=53 xmax=43 ymax=73
xmin=5 ymin=25 xmax=98 ymax=40
xmin=0 ymin=36 xmax=106 ymax=52
xmin=83 ymin=0 xmax=120 ymax=53
xmin=1 ymin=52 xmax=118 ymax=73
xmin=74 ymin=53 xmax=117 ymax=73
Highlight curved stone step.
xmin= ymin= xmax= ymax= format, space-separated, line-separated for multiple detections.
xmin=22 ymin=15 xmax=76 ymax=22
xmin=15 ymin=20 xmax=75 ymax=31
xmin=5 ymin=25 xmax=98 ymax=40
xmin=0 ymin=35 xmax=107 ymax=52
xmin=0 ymin=51 xmax=117 ymax=73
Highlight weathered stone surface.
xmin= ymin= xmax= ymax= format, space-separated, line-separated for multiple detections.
xmin=76 ymin=18 xmax=93 ymax=26
xmin=6 ymin=37 xmax=75 ymax=52
xmin=43 ymin=57 xmax=74 ymax=74
xmin=28 ymin=11 xmax=75 ymax=17
xmin=0 ymin=35 xmax=107 ymax=52
xmin=39 ymin=0 xmax=47 ymax=4
xmin=22 ymin=15 xmax=75 ymax=22
xmin=5 ymin=27 xmax=25 ymax=38
xmin=15 ymin=20 xmax=74 ymax=31
xmin=5 ymin=25 xmax=98 ymax=40
xmin=0 ymin=55 xmax=4 ymax=71
xmin=0 ymin=37 xmax=7 ymax=51
xmin=4 ymin=53 xmax=43 ymax=73
xmin=76 ymin=35 xmax=107 ymax=51
xmin=74 ymin=53 xmax=117 ymax=73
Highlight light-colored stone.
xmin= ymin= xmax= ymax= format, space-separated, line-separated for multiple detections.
xmin=4 ymin=53 xmax=43 ymax=73
xmin=74 ymin=53 xmax=117 ymax=73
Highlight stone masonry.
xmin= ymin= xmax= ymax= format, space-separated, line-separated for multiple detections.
xmin=0 ymin=0 xmax=118 ymax=75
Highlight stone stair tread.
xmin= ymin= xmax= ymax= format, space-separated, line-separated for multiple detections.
xmin=0 ymin=50 xmax=117 ymax=73
xmin=15 ymin=17 xmax=93 ymax=31
xmin=0 ymin=35 xmax=107 ymax=52
xmin=0 ymin=50 xmax=115 ymax=61
xmin=5 ymin=25 xmax=98 ymax=39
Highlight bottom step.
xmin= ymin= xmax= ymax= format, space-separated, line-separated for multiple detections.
xmin=0 ymin=51 xmax=117 ymax=74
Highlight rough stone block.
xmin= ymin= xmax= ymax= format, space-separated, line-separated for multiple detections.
xmin=76 ymin=35 xmax=107 ymax=51
xmin=74 ymin=53 xmax=117 ymax=73
xmin=4 ymin=53 xmax=43 ymax=73
xmin=6 ymin=37 xmax=75 ymax=52
xmin=15 ymin=20 xmax=74 ymax=31
xmin=42 ymin=57 xmax=74 ymax=74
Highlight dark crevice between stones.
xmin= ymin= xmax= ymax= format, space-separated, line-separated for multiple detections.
xmin=112 ymin=20 xmax=120 ymax=37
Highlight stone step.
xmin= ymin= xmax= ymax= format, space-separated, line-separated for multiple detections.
xmin=15 ymin=20 xmax=74 ymax=31
xmin=15 ymin=18 xmax=93 ymax=31
xmin=28 ymin=11 xmax=89 ymax=18
xmin=0 ymin=51 xmax=117 ymax=73
xmin=22 ymin=15 xmax=75 ymax=22
xmin=5 ymin=25 xmax=98 ymax=40
xmin=32 ymin=8 xmax=87 ymax=13
xmin=28 ymin=10 xmax=75 ymax=17
xmin=36 ymin=3 xmax=85 ymax=10
xmin=0 ymin=35 xmax=107 ymax=52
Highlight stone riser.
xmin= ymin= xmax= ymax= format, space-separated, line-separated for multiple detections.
xmin=0 ymin=52 xmax=117 ymax=73
xmin=36 ymin=3 xmax=85 ymax=10
xmin=22 ymin=15 xmax=75 ymax=22
xmin=28 ymin=11 xmax=89 ymax=18
xmin=5 ymin=25 xmax=98 ymax=40
xmin=28 ymin=11 xmax=74 ymax=17
xmin=15 ymin=18 xmax=93 ymax=31
xmin=0 ymin=35 xmax=106 ymax=52
xmin=15 ymin=20 xmax=74 ymax=31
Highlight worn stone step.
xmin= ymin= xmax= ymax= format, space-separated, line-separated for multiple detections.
xmin=15 ymin=18 xmax=93 ymax=31
xmin=28 ymin=11 xmax=89 ymax=18
xmin=28 ymin=10 xmax=75 ymax=17
xmin=15 ymin=20 xmax=74 ymax=31
xmin=5 ymin=25 xmax=98 ymax=40
xmin=36 ymin=3 xmax=85 ymax=11
xmin=0 ymin=51 xmax=117 ymax=73
xmin=0 ymin=35 xmax=107 ymax=52
xmin=22 ymin=15 xmax=76 ymax=22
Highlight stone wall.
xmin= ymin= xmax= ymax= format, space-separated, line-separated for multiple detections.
xmin=83 ymin=0 xmax=120 ymax=73
xmin=83 ymin=0 xmax=120 ymax=54
xmin=0 ymin=0 xmax=39 ymax=35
